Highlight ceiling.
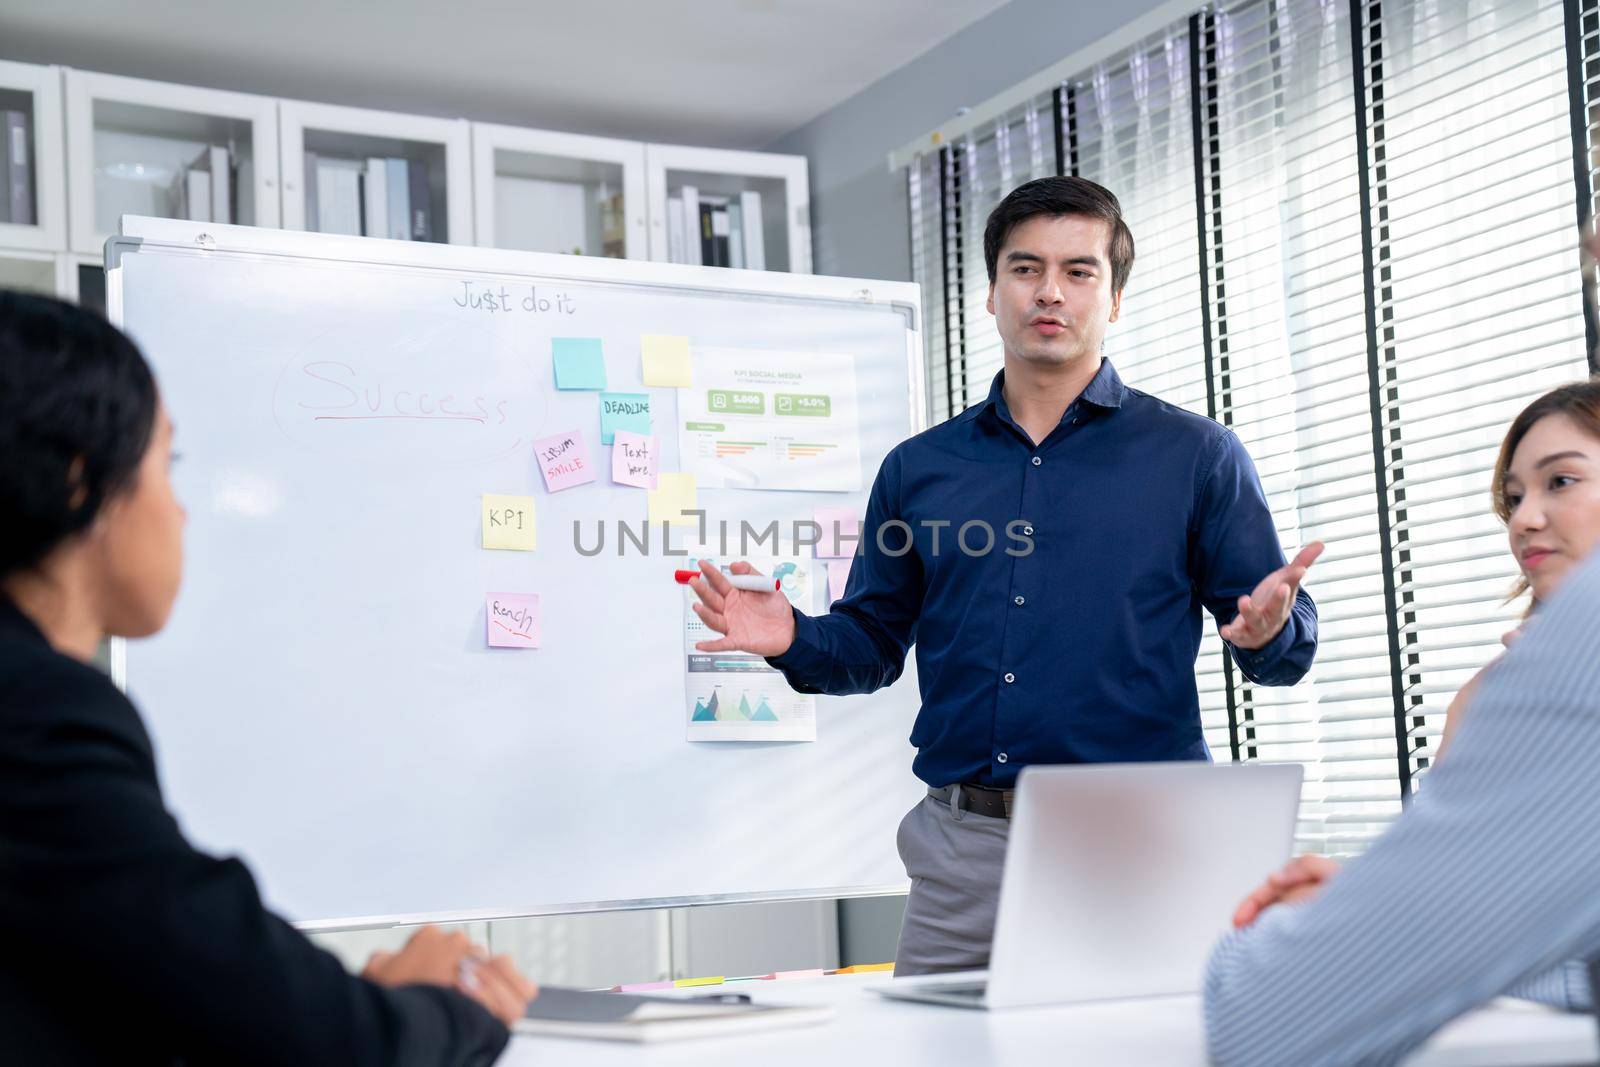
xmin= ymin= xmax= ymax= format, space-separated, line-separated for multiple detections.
xmin=0 ymin=0 xmax=1012 ymax=148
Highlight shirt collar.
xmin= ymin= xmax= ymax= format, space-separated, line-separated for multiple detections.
xmin=958 ymin=358 xmax=1127 ymax=425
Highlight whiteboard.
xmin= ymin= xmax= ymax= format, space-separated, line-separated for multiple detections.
xmin=109 ymin=218 xmax=926 ymax=928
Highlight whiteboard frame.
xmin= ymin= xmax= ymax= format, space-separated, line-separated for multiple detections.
xmin=104 ymin=216 xmax=927 ymax=930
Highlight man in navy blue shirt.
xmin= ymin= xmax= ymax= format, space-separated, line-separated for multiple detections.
xmin=688 ymin=177 xmax=1321 ymax=975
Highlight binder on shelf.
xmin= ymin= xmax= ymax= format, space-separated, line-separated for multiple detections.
xmin=711 ymin=202 xmax=731 ymax=267
xmin=314 ymin=158 xmax=363 ymax=236
xmin=363 ymin=157 xmax=388 ymax=239
xmin=740 ymin=190 xmax=765 ymax=271
xmin=728 ymin=202 xmax=745 ymax=269
xmin=600 ymin=190 xmax=625 ymax=259
xmin=666 ymin=195 xmax=685 ymax=263
xmin=185 ymin=168 xmax=211 ymax=222
xmin=698 ymin=201 xmax=714 ymax=266
xmin=679 ymin=184 xmax=702 ymax=265
xmin=210 ymin=145 xmax=233 ymax=225
xmin=304 ymin=151 xmax=319 ymax=232
xmin=408 ymin=161 xmax=431 ymax=241
xmin=3 ymin=109 xmax=34 ymax=226
xmin=386 ymin=158 xmax=409 ymax=240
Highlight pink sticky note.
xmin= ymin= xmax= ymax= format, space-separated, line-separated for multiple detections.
xmin=534 ymin=430 xmax=596 ymax=493
xmin=827 ymin=559 xmax=851 ymax=603
xmin=813 ymin=507 xmax=862 ymax=558
xmin=486 ymin=592 xmax=540 ymax=648
xmin=617 ymin=980 xmax=675 ymax=992
xmin=612 ymin=429 xmax=659 ymax=489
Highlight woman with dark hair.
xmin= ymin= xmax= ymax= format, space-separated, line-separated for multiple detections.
xmin=1228 ymin=376 xmax=1600 ymax=951
xmin=0 ymin=291 xmax=534 ymax=1064
xmin=1435 ymin=378 xmax=1600 ymax=757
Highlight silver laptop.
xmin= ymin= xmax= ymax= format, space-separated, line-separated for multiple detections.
xmin=874 ymin=761 xmax=1303 ymax=1010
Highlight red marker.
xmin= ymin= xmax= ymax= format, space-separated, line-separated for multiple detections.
xmin=674 ymin=569 xmax=780 ymax=592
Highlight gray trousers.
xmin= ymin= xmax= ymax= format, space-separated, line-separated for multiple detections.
xmin=892 ymin=793 xmax=1011 ymax=977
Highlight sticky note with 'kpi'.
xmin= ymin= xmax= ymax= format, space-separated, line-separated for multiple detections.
xmin=482 ymin=494 xmax=536 ymax=550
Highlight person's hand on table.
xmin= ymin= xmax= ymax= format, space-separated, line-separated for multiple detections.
xmin=1220 ymin=541 xmax=1325 ymax=650
xmin=688 ymin=559 xmax=796 ymax=656
xmin=362 ymin=925 xmax=538 ymax=1026
xmin=1231 ymin=854 xmax=1342 ymax=929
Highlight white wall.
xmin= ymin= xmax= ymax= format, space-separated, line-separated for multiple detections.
xmin=764 ymin=0 xmax=1182 ymax=283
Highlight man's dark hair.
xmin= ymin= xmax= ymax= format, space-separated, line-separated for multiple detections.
xmin=0 ymin=290 xmax=157 ymax=578
xmin=983 ymin=176 xmax=1135 ymax=293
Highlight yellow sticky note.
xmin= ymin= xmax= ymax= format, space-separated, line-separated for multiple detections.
xmin=482 ymin=494 xmax=536 ymax=550
xmin=647 ymin=473 xmax=698 ymax=527
xmin=641 ymin=334 xmax=692 ymax=387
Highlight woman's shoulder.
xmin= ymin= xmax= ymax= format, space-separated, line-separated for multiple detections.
xmin=0 ymin=629 xmax=150 ymax=761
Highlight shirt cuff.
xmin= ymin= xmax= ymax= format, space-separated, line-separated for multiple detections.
xmin=1228 ymin=611 xmax=1297 ymax=677
xmin=764 ymin=607 xmax=827 ymax=693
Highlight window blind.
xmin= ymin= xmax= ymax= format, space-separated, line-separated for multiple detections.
xmin=903 ymin=0 xmax=1595 ymax=853
xmin=1354 ymin=0 xmax=1591 ymax=795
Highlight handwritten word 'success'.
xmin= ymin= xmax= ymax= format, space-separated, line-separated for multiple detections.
xmin=453 ymin=280 xmax=576 ymax=315
xmin=297 ymin=361 xmax=510 ymax=424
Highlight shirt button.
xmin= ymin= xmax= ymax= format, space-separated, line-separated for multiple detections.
xmin=1031 ymin=456 xmax=1042 ymax=466
xmin=997 ymin=753 xmax=1009 ymax=764
xmin=1003 ymin=672 xmax=1016 ymax=684
xmin=1023 ymin=525 xmax=1034 ymax=536
xmin=1014 ymin=595 xmax=1025 ymax=606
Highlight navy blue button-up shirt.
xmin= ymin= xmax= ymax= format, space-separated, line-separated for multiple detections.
xmin=769 ymin=361 xmax=1317 ymax=788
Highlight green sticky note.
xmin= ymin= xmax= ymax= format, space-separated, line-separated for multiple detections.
xmin=599 ymin=392 xmax=651 ymax=445
xmin=553 ymin=337 xmax=607 ymax=390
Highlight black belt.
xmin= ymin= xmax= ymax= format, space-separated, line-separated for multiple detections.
xmin=928 ymin=783 xmax=1014 ymax=819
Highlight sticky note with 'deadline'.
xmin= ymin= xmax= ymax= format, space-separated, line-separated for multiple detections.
xmin=486 ymin=592 xmax=540 ymax=648
xmin=641 ymin=334 xmax=692 ymax=387
xmin=647 ymin=472 xmax=698 ymax=526
xmin=482 ymin=494 xmax=536 ymax=550
xmin=598 ymin=391 xmax=651 ymax=445
xmin=552 ymin=337 xmax=607 ymax=390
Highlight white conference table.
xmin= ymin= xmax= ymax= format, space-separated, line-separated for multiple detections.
xmin=502 ymin=972 xmax=1600 ymax=1066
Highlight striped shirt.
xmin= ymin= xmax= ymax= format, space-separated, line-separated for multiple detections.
xmin=1204 ymin=546 xmax=1600 ymax=1066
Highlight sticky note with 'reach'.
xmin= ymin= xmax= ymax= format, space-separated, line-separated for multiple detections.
xmin=486 ymin=592 xmax=539 ymax=648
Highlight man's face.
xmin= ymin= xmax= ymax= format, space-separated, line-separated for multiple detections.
xmin=986 ymin=214 xmax=1122 ymax=370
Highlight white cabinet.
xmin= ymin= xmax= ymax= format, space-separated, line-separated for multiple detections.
xmin=645 ymin=142 xmax=811 ymax=274
xmin=279 ymin=100 xmax=470 ymax=245
xmin=471 ymin=123 xmax=647 ymax=260
xmin=64 ymin=69 xmax=279 ymax=255
xmin=0 ymin=60 xmax=66 ymax=253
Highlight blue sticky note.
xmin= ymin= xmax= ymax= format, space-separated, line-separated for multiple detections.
xmin=599 ymin=392 xmax=651 ymax=445
xmin=553 ymin=338 xmax=607 ymax=390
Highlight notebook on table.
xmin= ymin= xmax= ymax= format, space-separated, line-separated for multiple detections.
xmin=513 ymin=986 xmax=833 ymax=1043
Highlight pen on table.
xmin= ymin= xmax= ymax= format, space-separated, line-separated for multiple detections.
xmin=674 ymin=569 xmax=780 ymax=592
